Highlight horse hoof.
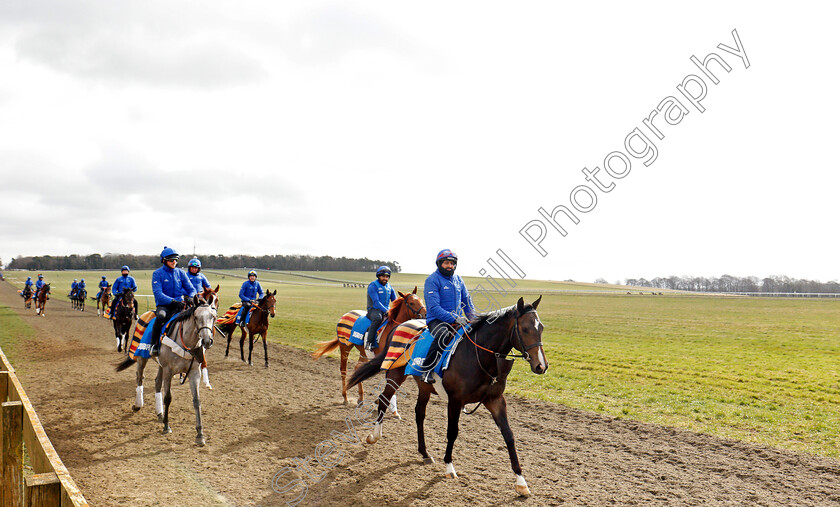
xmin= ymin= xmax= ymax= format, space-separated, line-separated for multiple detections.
xmin=515 ymin=484 xmax=531 ymax=497
xmin=157 ymin=413 xmax=164 ymax=422
xmin=132 ymin=405 xmax=141 ymax=412
xmin=163 ymin=427 xmax=172 ymax=435
xmin=392 ymin=411 xmax=402 ymax=421
xmin=365 ymin=434 xmax=378 ymax=445
xmin=342 ymin=399 xmax=349 ymax=406
xmin=196 ymin=436 xmax=206 ymax=446
xmin=423 ymin=456 xmax=435 ymax=465
xmin=264 ymin=363 xmax=268 ymax=368
xmin=356 ymin=399 xmax=364 ymax=408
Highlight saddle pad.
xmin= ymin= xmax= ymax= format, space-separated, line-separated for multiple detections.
xmin=381 ymin=319 xmax=427 ymax=371
xmin=404 ymin=327 xmax=465 ymax=378
xmin=348 ymin=317 xmax=388 ymax=347
xmin=336 ymin=310 xmax=364 ymax=347
xmin=216 ymin=303 xmax=242 ymax=325
xmin=129 ymin=311 xmax=156 ymax=361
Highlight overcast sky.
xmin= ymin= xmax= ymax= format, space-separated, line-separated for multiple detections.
xmin=1 ymin=2 xmax=838 ymax=283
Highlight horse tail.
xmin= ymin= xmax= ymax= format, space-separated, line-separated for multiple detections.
xmin=311 ymin=337 xmax=340 ymax=359
xmin=347 ymin=349 xmax=386 ymax=389
xmin=115 ymin=356 xmax=135 ymax=372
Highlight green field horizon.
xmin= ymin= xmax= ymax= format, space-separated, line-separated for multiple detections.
xmin=3 ymin=269 xmax=840 ymax=457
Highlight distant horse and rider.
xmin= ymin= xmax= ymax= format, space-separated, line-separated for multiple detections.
xmin=94 ymin=285 xmax=112 ymax=317
xmin=71 ymin=286 xmax=87 ymax=311
xmin=313 ymin=287 xmax=426 ymax=409
xmin=34 ymin=284 xmax=51 ymax=317
xmin=348 ymin=296 xmax=548 ymax=498
xmin=116 ymin=291 xmax=218 ymax=446
xmin=113 ymin=289 xmax=137 ymax=353
xmin=218 ymin=290 xmax=277 ymax=368
xmin=22 ymin=284 xmax=33 ymax=309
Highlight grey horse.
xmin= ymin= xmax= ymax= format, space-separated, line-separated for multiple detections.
xmin=116 ymin=295 xmax=216 ymax=446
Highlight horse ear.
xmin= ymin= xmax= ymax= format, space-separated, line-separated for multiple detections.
xmin=272 ymin=289 xmax=277 ymax=296
xmin=193 ymin=295 xmax=200 ymax=306
xmin=516 ymin=297 xmax=525 ymax=313
xmin=398 ymin=291 xmax=406 ymax=298
xmin=214 ymin=284 xmax=220 ymax=293
xmin=412 ymin=286 xmax=417 ymax=294
xmin=532 ymin=295 xmax=542 ymax=310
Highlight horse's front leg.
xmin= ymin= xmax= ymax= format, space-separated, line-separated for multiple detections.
xmin=484 ymin=395 xmax=530 ymax=497
xmin=247 ymin=330 xmax=254 ymax=366
xmin=189 ymin=369 xmax=205 ymax=446
xmin=413 ymin=379 xmax=435 ymax=463
xmin=353 ymin=347 xmax=367 ymax=405
xmin=239 ymin=327 xmax=247 ymax=362
xmin=262 ymin=332 xmax=269 ymax=368
xmin=161 ymin=369 xmax=173 ymax=434
xmin=155 ymin=366 xmax=165 ymax=422
xmin=443 ymin=396 xmax=464 ymax=479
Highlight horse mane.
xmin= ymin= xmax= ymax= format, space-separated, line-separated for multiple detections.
xmin=168 ymin=304 xmax=198 ymax=325
xmin=468 ymin=304 xmax=519 ymax=334
xmin=387 ymin=295 xmax=405 ymax=321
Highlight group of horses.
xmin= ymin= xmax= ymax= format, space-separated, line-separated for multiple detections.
xmin=312 ymin=289 xmax=548 ymax=498
xmin=25 ymin=272 xmax=548 ymax=498
xmin=70 ymin=287 xmax=87 ymax=311
xmin=21 ymin=283 xmax=51 ymax=316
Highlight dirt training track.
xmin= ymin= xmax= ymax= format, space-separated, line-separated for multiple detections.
xmin=1 ymin=283 xmax=839 ymax=506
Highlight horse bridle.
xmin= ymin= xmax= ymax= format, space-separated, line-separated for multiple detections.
xmin=406 ymin=294 xmax=425 ymax=318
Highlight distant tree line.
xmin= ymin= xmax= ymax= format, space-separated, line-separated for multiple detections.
xmin=7 ymin=253 xmax=401 ymax=273
xmin=621 ymin=275 xmax=840 ymax=293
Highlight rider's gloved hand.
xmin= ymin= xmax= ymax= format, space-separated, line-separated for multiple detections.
xmin=455 ymin=315 xmax=469 ymax=327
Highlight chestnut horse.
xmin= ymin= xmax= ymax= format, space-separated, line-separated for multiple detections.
xmin=220 ymin=290 xmax=277 ymax=367
xmin=312 ymin=287 xmax=425 ymax=407
xmin=34 ymin=284 xmax=50 ymax=317
xmin=348 ymin=296 xmax=547 ymax=498
xmin=93 ymin=285 xmax=111 ymax=317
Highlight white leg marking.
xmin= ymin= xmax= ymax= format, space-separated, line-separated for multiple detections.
xmin=135 ymin=385 xmax=144 ymax=408
xmin=155 ymin=391 xmax=164 ymax=415
xmin=515 ymin=474 xmax=531 ymax=497
xmin=202 ymin=367 xmax=212 ymax=389
xmin=445 ymin=462 xmax=458 ymax=478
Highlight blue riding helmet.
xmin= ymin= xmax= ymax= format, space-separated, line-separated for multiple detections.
xmin=26 ymin=277 xmax=31 ymax=281
xmin=121 ymin=265 xmax=130 ymax=272
xmin=160 ymin=246 xmax=179 ymax=262
xmin=73 ymin=279 xmax=78 ymax=282
xmin=38 ymin=274 xmax=44 ymax=279
xmin=188 ymin=258 xmax=201 ymax=268
xmin=81 ymin=279 xmax=85 ymax=282
xmin=376 ymin=265 xmax=391 ymax=277
xmin=248 ymin=270 xmax=257 ymax=278
xmin=435 ymin=249 xmax=458 ymax=267
xmin=102 ymin=276 xmax=107 ymax=279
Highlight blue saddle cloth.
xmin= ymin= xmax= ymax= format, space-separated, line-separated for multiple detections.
xmin=349 ymin=316 xmax=388 ymax=347
xmin=136 ymin=313 xmax=182 ymax=358
xmin=404 ymin=327 xmax=466 ymax=378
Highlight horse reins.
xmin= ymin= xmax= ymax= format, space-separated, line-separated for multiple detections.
xmin=463 ymin=308 xmax=542 ymax=388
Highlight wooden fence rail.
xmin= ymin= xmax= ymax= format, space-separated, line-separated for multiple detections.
xmin=0 ymin=346 xmax=88 ymax=506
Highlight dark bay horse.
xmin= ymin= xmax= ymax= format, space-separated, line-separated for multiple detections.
xmin=348 ymin=296 xmax=547 ymax=497
xmin=220 ymin=290 xmax=277 ymax=367
xmin=35 ymin=284 xmax=51 ymax=317
xmin=94 ymin=285 xmax=111 ymax=317
xmin=71 ymin=287 xmax=87 ymax=311
xmin=116 ymin=296 xmax=216 ymax=446
xmin=114 ymin=290 xmax=136 ymax=353
xmin=312 ymin=287 xmax=425 ymax=408
xmin=22 ymin=285 xmax=33 ymax=309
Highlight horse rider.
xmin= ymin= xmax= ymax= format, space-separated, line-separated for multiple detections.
xmin=70 ymin=279 xmax=78 ymax=298
xmin=150 ymin=247 xmax=196 ymax=356
xmin=78 ymin=278 xmax=86 ymax=297
xmin=418 ymin=249 xmax=475 ymax=384
xmin=364 ymin=265 xmax=396 ymax=351
xmin=35 ymin=274 xmax=46 ymax=294
xmin=23 ymin=276 xmax=33 ymax=297
xmin=110 ymin=265 xmax=138 ymax=317
xmin=186 ymin=258 xmax=211 ymax=295
xmin=237 ymin=270 xmax=263 ymax=326
xmin=96 ymin=276 xmax=109 ymax=301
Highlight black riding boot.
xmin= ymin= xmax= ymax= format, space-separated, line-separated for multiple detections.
xmin=365 ymin=309 xmax=384 ymax=351
xmin=420 ymin=320 xmax=454 ymax=384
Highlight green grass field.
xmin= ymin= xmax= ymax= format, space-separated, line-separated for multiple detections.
xmin=3 ymin=269 xmax=840 ymax=456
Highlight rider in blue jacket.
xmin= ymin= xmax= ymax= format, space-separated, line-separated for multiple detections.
xmin=35 ymin=274 xmax=46 ymax=293
xmin=150 ymin=247 xmax=196 ymax=356
xmin=110 ymin=266 xmax=138 ymax=317
xmin=23 ymin=276 xmax=33 ymax=297
xmin=70 ymin=279 xmax=78 ymax=297
xmin=364 ymin=266 xmax=396 ymax=351
xmin=96 ymin=276 xmax=109 ymax=300
xmin=419 ymin=249 xmax=475 ymax=383
xmin=78 ymin=278 xmax=86 ymax=295
xmin=186 ymin=258 xmax=211 ymax=295
xmin=237 ymin=270 xmax=264 ymax=325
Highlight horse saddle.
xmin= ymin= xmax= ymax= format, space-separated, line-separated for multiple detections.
xmin=348 ymin=316 xmax=388 ymax=347
xmin=403 ymin=327 xmax=466 ymax=378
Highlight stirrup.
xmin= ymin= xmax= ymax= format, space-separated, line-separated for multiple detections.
xmin=421 ymin=371 xmax=436 ymax=384
xmin=150 ymin=343 xmax=160 ymax=356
